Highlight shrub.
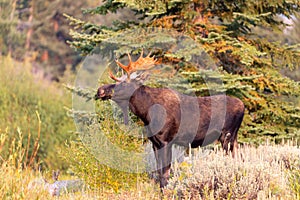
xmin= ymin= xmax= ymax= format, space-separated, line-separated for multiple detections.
xmin=62 ymin=100 xmax=150 ymax=192
xmin=164 ymin=143 xmax=300 ymax=200
xmin=288 ymin=160 xmax=300 ymax=198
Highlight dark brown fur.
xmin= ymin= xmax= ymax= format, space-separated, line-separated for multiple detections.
xmin=96 ymin=82 xmax=245 ymax=188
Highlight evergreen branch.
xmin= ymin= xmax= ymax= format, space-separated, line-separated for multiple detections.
xmin=64 ymin=84 xmax=96 ymax=102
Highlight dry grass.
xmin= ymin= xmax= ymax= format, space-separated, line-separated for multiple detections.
xmin=0 ymin=169 xmax=161 ymax=200
xmin=1 ymin=126 xmax=299 ymax=200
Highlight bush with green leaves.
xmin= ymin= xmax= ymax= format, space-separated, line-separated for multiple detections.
xmin=0 ymin=56 xmax=74 ymax=169
xmin=62 ymin=98 xmax=150 ymax=192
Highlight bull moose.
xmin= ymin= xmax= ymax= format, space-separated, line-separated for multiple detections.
xmin=95 ymin=51 xmax=245 ymax=188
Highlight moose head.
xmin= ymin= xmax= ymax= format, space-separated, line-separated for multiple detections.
xmin=95 ymin=50 xmax=158 ymax=124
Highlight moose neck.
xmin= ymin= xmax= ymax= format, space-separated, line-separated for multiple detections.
xmin=128 ymin=85 xmax=154 ymax=125
xmin=112 ymin=85 xmax=152 ymax=125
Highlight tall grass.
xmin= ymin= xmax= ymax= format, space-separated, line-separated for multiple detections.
xmin=1 ymin=136 xmax=299 ymax=199
xmin=0 ymin=55 xmax=74 ymax=169
xmin=0 ymin=122 xmax=159 ymax=199
xmin=0 ymin=119 xmax=47 ymax=199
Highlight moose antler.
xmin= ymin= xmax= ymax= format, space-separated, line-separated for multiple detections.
xmin=115 ymin=50 xmax=158 ymax=80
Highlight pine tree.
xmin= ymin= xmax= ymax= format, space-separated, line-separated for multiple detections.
xmin=67 ymin=0 xmax=300 ymax=144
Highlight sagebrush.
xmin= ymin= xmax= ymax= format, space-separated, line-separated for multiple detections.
xmin=164 ymin=142 xmax=300 ymax=199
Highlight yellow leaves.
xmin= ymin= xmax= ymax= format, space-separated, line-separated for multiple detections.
xmin=253 ymin=76 xmax=268 ymax=92
xmin=152 ymin=15 xmax=178 ymax=29
xmin=214 ymin=41 xmax=234 ymax=53
xmin=252 ymin=71 xmax=286 ymax=95
xmin=200 ymin=33 xmax=261 ymax=68
xmin=177 ymin=161 xmax=193 ymax=181
xmin=244 ymin=90 xmax=265 ymax=111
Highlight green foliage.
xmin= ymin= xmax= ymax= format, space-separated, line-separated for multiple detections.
xmin=62 ymin=97 xmax=149 ymax=192
xmin=62 ymin=138 xmax=148 ymax=192
xmin=0 ymin=124 xmax=158 ymax=199
xmin=288 ymin=161 xmax=300 ymax=198
xmin=83 ymin=0 xmax=125 ymax=15
xmin=0 ymin=0 xmax=25 ymax=57
xmin=67 ymin=0 xmax=300 ymax=144
xmin=0 ymin=56 xmax=74 ymax=169
xmin=0 ymin=136 xmax=299 ymax=199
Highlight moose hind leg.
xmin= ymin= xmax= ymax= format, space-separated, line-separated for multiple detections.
xmin=221 ymin=132 xmax=231 ymax=154
xmin=221 ymin=131 xmax=238 ymax=157
xmin=230 ymin=137 xmax=238 ymax=158
xmin=153 ymin=144 xmax=172 ymax=188
xmin=228 ymin=114 xmax=244 ymax=158
xmin=229 ymin=129 xmax=239 ymax=158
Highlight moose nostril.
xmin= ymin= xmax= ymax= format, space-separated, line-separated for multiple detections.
xmin=99 ymin=89 xmax=105 ymax=97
